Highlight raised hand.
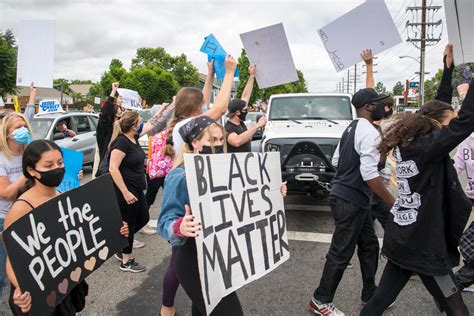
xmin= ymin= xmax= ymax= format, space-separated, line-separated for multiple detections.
xmin=444 ymin=43 xmax=453 ymax=68
xmin=361 ymin=49 xmax=373 ymax=65
xmin=112 ymin=82 xmax=119 ymax=91
xmin=249 ymin=64 xmax=256 ymax=76
xmin=225 ymin=54 xmax=237 ymax=73
xmin=207 ymin=58 xmax=215 ymax=75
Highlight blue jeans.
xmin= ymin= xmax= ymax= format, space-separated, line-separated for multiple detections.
xmin=0 ymin=217 xmax=5 ymax=297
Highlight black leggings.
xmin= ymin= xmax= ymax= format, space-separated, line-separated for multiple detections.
xmin=360 ymin=260 xmax=469 ymax=316
xmin=175 ymin=239 xmax=243 ymax=316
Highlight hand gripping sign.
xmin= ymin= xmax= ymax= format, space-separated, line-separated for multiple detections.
xmin=2 ymin=175 xmax=128 ymax=315
xmin=184 ymin=152 xmax=290 ymax=314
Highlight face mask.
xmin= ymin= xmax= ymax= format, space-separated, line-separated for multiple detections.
xmin=137 ymin=121 xmax=144 ymax=135
xmin=383 ymin=108 xmax=394 ymax=119
xmin=370 ymin=103 xmax=386 ymax=121
xmin=200 ymin=145 xmax=224 ymax=154
xmin=34 ymin=167 xmax=65 ymax=187
xmin=238 ymin=111 xmax=248 ymax=121
xmin=12 ymin=127 xmax=31 ymax=145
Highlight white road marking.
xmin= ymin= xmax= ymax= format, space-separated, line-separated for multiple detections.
xmin=148 ymin=220 xmax=383 ymax=245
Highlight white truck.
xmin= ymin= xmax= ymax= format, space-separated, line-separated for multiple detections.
xmin=260 ymin=93 xmax=355 ymax=198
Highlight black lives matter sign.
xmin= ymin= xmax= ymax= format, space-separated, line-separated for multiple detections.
xmin=3 ymin=175 xmax=127 ymax=315
xmin=184 ymin=152 xmax=290 ymax=314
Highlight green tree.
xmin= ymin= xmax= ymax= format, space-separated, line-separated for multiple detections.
xmin=131 ymin=47 xmax=199 ymax=87
xmin=374 ymin=81 xmax=388 ymax=95
xmin=121 ymin=66 xmax=179 ymax=105
xmin=423 ymin=69 xmax=443 ymax=102
xmin=236 ymin=49 xmax=308 ymax=106
xmin=0 ymin=29 xmax=18 ymax=96
xmin=53 ymin=78 xmax=72 ymax=95
xmin=392 ymin=81 xmax=404 ymax=96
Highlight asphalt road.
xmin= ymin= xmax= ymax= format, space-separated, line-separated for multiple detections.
xmin=1 ymin=166 xmax=473 ymax=316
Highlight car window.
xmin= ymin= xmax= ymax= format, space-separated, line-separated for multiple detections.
xmin=30 ymin=118 xmax=54 ymax=140
xmin=90 ymin=115 xmax=99 ymax=128
xmin=73 ymin=115 xmax=92 ymax=134
xmin=269 ymin=96 xmax=352 ymax=120
xmin=53 ymin=117 xmax=73 ymax=134
xmin=88 ymin=116 xmax=97 ymax=131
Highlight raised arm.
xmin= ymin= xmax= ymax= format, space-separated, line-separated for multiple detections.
xmin=23 ymin=83 xmax=36 ymax=122
xmin=202 ymin=60 xmax=215 ymax=109
xmin=240 ymin=64 xmax=256 ymax=104
xmin=205 ymin=55 xmax=237 ymax=121
xmin=361 ymin=49 xmax=374 ymax=89
xmin=435 ymin=43 xmax=454 ymax=104
xmin=140 ymin=102 xmax=174 ymax=137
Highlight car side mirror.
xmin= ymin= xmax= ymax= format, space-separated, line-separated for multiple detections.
xmin=53 ymin=132 xmax=65 ymax=140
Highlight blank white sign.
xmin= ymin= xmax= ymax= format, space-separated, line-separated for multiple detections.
xmin=16 ymin=20 xmax=56 ymax=88
xmin=317 ymin=0 xmax=402 ymax=72
xmin=240 ymin=23 xmax=298 ymax=89
xmin=444 ymin=0 xmax=474 ymax=64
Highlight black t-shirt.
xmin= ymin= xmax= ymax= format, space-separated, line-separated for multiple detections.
xmin=225 ymin=120 xmax=251 ymax=153
xmin=109 ymin=134 xmax=146 ymax=191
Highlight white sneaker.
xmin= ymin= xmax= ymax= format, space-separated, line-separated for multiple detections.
xmin=140 ymin=225 xmax=157 ymax=235
xmin=309 ymin=298 xmax=345 ymax=316
xmin=463 ymin=284 xmax=474 ymax=293
xmin=133 ymin=239 xmax=145 ymax=249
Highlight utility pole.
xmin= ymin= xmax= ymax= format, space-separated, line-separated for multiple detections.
xmin=353 ymin=64 xmax=357 ymax=94
xmin=342 ymin=77 xmax=345 ymax=93
xmin=406 ymin=0 xmax=442 ymax=106
xmin=347 ymin=69 xmax=350 ymax=93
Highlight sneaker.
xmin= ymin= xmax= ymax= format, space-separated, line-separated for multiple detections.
xmin=114 ymin=252 xmax=123 ymax=261
xmin=309 ymin=298 xmax=345 ymax=316
xmin=133 ymin=239 xmax=146 ymax=249
xmin=462 ymin=284 xmax=474 ymax=293
xmin=140 ymin=224 xmax=157 ymax=235
xmin=120 ymin=259 xmax=146 ymax=273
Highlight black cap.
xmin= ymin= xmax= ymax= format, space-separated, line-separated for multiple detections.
xmin=179 ymin=116 xmax=216 ymax=146
xmin=352 ymin=88 xmax=389 ymax=109
xmin=226 ymin=99 xmax=247 ymax=117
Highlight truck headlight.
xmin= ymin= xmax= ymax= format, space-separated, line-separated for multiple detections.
xmin=265 ymin=143 xmax=280 ymax=152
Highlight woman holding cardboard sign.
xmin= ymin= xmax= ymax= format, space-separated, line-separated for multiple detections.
xmin=4 ymin=140 xmax=129 ymax=315
xmin=158 ymin=117 xmax=287 ymax=315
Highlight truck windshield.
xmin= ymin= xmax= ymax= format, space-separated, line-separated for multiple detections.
xmin=30 ymin=118 xmax=54 ymax=140
xmin=269 ymin=96 xmax=352 ymax=121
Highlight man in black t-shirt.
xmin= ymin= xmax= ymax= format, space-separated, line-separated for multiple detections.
xmin=225 ymin=99 xmax=267 ymax=152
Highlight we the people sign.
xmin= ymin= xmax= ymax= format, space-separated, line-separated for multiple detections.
xmin=184 ymin=152 xmax=290 ymax=314
xmin=2 ymin=175 xmax=127 ymax=315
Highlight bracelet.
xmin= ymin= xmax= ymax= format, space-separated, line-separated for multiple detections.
xmin=173 ymin=217 xmax=186 ymax=239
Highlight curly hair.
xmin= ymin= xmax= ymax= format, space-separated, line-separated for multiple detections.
xmin=377 ymin=112 xmax=438 ymax=157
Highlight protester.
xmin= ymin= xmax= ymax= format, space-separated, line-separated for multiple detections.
xmin=141 ymin=101 xmax=175 ymax=236
xmin=108 ymin=111 xmax=149 ymax=272
xmin=163 ymin=55 xmax=237 ymax=159
xmin=4 ymin=140 xmax=129 ymax=315
xmin=452 ymin=82 xmax=474 ymax=292
xmin=260 ymin=99 xmax=268 ymax=114
xmin=158 ymin=116 xmax=287 ymax=315
xmin=225 ymin=64 xmax=267 ymax=153
xmin=155 ymin=57 xmax=236 ymax=316
xmin=360 ymin=46 xmax=472 ymax=316
xmin=0 ymin=111 xmax=32 ymax=298
xmin=55 ymin=120 xmax=77 ymax=137
xmin=308 ymin=86 xmax=395 ymax=315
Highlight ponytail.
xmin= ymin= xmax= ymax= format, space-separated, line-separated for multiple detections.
xmin=109 ymin=120 xmax=123 ymax=148
xmin=162 ymin=117 xmax=178 ymax=158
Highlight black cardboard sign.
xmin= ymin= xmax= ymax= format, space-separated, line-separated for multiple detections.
xmin=3 ymin=174 xmax=127 ymax=315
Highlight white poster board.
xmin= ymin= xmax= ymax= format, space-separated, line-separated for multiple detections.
xmin=94 ymin=97 xmax=101 ymax=105
xmin=184 ymin=152 xmax=290 ymax=314
xmin=240 ymin=23 xmax=298 ymax=89
xmin=444 ymin=0 xmax=474 ymax=64
xmin=117 ymin=88 xmax=142 ymax=110
xmin=16 ymin=20 xmax=55 ymax=88
xmin=317 ymin=0 xmax=402 ymax=72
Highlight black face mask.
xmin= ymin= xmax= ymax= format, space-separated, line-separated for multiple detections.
xmin=200 ymin=145 xmax=224 ymax=154
xmin=34 ymin=167 xmax=65 ymax=187
xmin=383 ymin=108 xmax=394 ymax=119
xmin=238 ymin=111 xmax=248 ymax=121
xmin=370 ymin=103 xmax=386 ymax=121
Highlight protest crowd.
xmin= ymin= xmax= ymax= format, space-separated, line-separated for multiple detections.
xmin=0 ymin=7 xmax=474 ymax=316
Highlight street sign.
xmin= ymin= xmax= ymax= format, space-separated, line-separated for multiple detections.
xmin=409 ymin=82 xmax=419 ymax=88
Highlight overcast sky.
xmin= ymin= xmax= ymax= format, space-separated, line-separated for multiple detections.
xmin=0 ymin=0 xmax=448 ymax=94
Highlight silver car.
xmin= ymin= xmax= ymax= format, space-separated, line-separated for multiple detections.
xmin=29 ymin=112 xmax=99 ymax=165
